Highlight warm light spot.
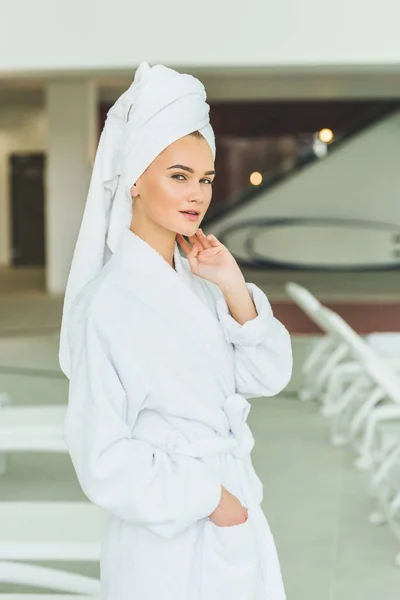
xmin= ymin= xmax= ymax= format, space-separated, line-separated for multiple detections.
xmin=318 ymin=128 xmax=334 ymax=143
xmin=250 ymin=171 xmax=263 ymax=186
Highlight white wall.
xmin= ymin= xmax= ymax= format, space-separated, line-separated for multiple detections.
xmin=0 ymin=107 xmax=47 ymax=266
xmin=209 ymin=111 xmax=400 ymax=266
xmin=1 ymin=0 xmax=400 ymax=75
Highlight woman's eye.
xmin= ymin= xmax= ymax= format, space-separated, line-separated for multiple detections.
xmin=171 ymin=174 xmax=213 ymax=184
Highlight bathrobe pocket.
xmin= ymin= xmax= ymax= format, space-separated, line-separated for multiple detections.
xmin=201 ymin=517 xmax=260 ymax=600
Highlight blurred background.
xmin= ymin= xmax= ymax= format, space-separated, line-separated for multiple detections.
xmin=0 ymin=1 xmax=400 ymax=598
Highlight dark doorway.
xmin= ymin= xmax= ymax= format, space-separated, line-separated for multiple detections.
xmin=9 ymin=153 xmax=46 ymax=266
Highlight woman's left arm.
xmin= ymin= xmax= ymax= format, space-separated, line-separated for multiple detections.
xmin=216 ymin=281 xmax=293 ymax=399
xmin=176 ymin=231 xmax=292 ymax=398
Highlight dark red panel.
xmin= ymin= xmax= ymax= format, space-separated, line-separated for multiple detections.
xmin=271 ymin=302 xmax=400 ymax=335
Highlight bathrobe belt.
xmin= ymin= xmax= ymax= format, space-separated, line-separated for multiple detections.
xmin=162 ymin=393 xmax=268 ymax=590
xmin=160 ymin=394 xmax=275 ymax=596
xmin=166 ymin=393 xmax=256 ymax=461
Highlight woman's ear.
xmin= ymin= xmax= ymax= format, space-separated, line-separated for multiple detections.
xmin=130 ymin=183 xmax=138 ymax=198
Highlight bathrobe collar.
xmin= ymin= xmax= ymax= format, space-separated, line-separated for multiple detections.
xmin=113 ymin=228 xmax=231 ymax=377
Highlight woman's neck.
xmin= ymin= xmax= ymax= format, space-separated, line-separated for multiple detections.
xmin=130 ymin=221 xmax=176 ymax=271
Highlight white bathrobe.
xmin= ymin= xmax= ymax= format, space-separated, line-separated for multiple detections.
xmin=65 ymin=228 xmax=292 ymax=600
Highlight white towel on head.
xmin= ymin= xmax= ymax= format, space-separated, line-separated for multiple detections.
xmin=59 ymin=61 xmax=215 ymax=378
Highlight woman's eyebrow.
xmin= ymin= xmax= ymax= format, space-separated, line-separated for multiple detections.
xmin=167 ymin=164 xmax=215 ymax=176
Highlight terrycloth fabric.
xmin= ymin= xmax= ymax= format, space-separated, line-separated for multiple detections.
xmin=59 ymin=61 xmax=215 ymax=378
xmin=64 ymin=227 xmax=292 ymax=599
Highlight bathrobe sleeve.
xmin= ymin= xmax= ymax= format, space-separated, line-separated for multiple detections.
xmin=214 ymin=282 xmax=292 ymax=398
xmin=64 ymin=300 xmax=222 ymax=539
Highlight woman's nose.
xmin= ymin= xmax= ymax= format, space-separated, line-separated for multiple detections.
xmin=188 ymin=181 xmax=206 ymax=202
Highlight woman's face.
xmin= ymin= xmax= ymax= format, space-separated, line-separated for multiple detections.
xmin=131 ymin=134 xmax=215 ymax=236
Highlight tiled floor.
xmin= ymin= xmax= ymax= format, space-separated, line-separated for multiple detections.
xmin=250 ymin=397 xmax=400 ymax=600
xmin=0 ymin=329 xmax=399 ymax=598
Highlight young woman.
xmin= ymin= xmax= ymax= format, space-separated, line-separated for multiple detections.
xmin=59 ymin=62 xmax=292 ymax=600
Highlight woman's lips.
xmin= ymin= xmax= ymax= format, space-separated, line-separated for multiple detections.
xmin=180 ymin=211 xmax=200 ymax=221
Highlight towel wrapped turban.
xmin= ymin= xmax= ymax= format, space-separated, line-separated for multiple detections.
xmin=59 ymin=61 xmax=215 ymax=378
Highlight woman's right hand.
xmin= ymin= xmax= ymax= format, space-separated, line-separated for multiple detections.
xmin=209 ymin=485 xmax=248 ymax=527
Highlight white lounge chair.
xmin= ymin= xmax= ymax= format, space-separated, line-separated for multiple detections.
xmin=0 ymin=502 xmax=104 ymax=595
xmin=352 ymin=357 xmax=400 ymax=470
xmin=310 ymin=309 xmax=400 ymax=454
xmin=0 ymin=400 xmax=67 ymax=475
xmin=366 ymin=332 xmax=400 ymax=358
xmin=285 ymin=283 xmax=400 ymax=413
xmin=283 ymin=293 xmax=374 ymax=422
xmin=286 ymin=282 xmax=400 ymax=565
xmin=285 ymin=282 xmax=343 ymax=401
xmin=285 ymin=284 xmax=374 ymax=406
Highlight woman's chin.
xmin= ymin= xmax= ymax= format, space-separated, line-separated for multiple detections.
xmin=176 ymin=223 xmax=201 ymax=237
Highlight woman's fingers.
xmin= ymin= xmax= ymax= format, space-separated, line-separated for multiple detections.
xmin=207 ymin=234 xmax=223 ymax=248
xmin=196 ymin=230 xmax=222 ymax=249
xmin=196 ymin=229 xmax=213 ymax=249
xmin=177 ymin=235 xmax=200 ymax=264
xmin=178 ymin=230 xmax=220 ymax=259
xmin=188 ymin=234 xmax=202 ymax=250
xmin=188 ymin=229 xmax=214 ymax=250
xmin=190 ymin=241 xmax=200 ymax=260
xmin=177 ymin=236 xmax=200 ymax=271
xmin=176 ymin=234 xmax=193 ymax=255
